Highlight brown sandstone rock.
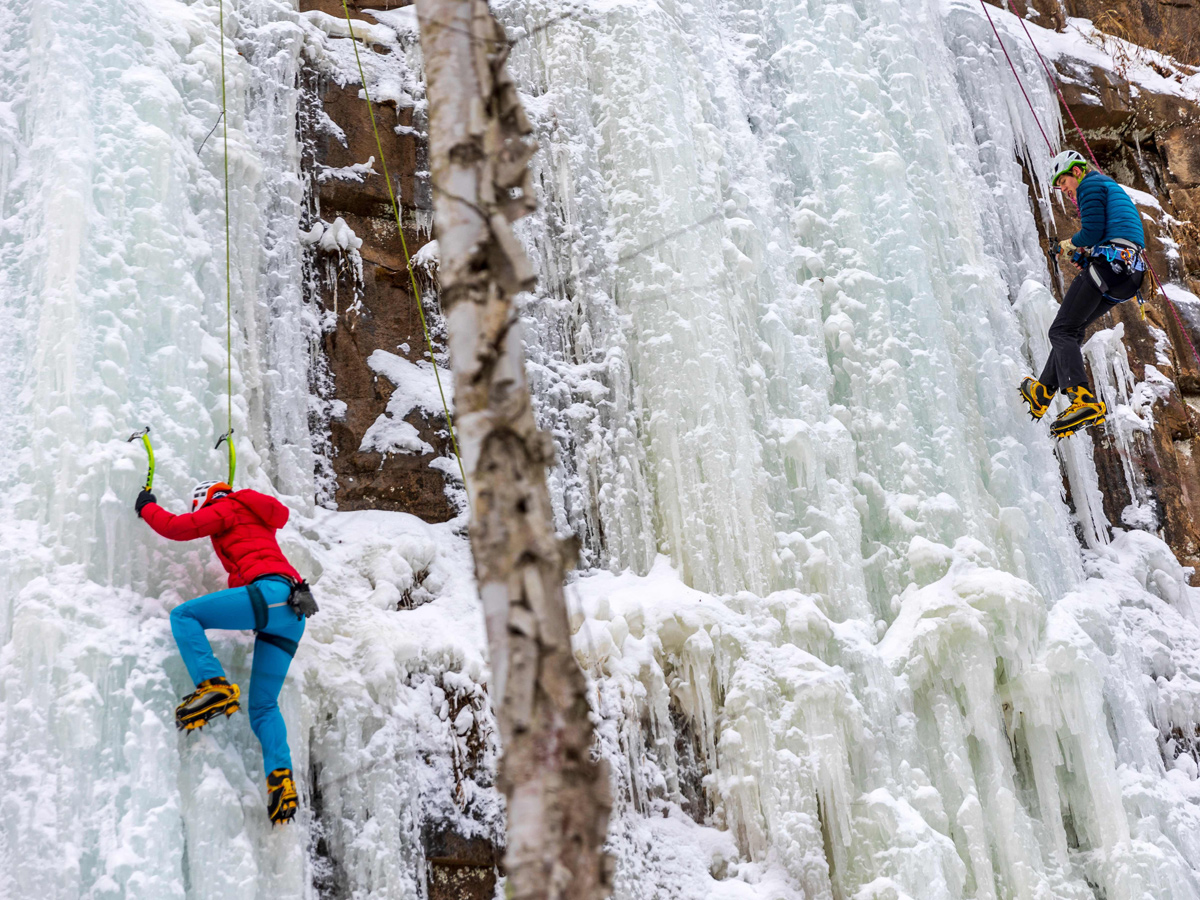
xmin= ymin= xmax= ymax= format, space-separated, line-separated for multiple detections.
xmin=424 ymin=827 xmax=501 ymax=900
xmin=304 ymin=0 xmax=410 ymax=16
xmin=301 ymin=1 xmax=457 ymax=521
xmin=1161 ymin=125 xmax=1200 ymax=185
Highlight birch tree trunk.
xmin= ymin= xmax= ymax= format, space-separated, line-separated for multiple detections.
xmin=413 ymin=1 xmax=613 ymax=897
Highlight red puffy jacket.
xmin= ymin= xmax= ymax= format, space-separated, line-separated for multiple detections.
xmin=142 ymin=489 xmax=301 ymax=588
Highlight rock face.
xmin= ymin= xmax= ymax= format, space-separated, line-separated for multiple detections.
xmin=1007 ymin=0 xmax=1200 ymax=578
xmin=300 ymin=0 xmax=458 ymax=521
xmin=1015 ymin=0 xmax=1200 ymax=68
xmin=423 ymin=827 xmax=502 ymax=900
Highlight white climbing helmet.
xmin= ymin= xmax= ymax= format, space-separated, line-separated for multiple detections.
xmin=191 ymin=480 xmax=232 ymax=512
xmin=1050 ymin=150 xmax=1088 ymax=186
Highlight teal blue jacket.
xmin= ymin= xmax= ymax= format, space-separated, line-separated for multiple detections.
xmin=1072 ymin=171 xmax=1145 ymax=249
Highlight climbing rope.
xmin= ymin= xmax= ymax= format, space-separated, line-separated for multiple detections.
xmin=1005 ymin=4 xmax=1101 ymax=169
xmin=978 ymin=0 xmax=1053 ymax=154
xmin=982 ymin=0 xmax=1200 ymax=373
xmin=218 ymin=0 xmax=235 ymax=485
xmin=1148 ymin=263 xmax=1200 ymax=373
xmin=337 ymin=0 xmax=470 ymax=500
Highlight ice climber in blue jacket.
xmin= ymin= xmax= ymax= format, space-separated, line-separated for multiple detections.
xmin=1019 ymin=150 xmax=1147 ymax=438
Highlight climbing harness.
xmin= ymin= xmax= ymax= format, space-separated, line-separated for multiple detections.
xmin=335 ymin=0 xmax=470 ymax=499
xmin=1089 ymin=241 xmax=1145 ymax=274
xmin=981 ymin=0 xmax=1200 ymax=370
xmin=247 ymin=574 xmax=319 ymax=631
xmin=1087 ymin=239 xmax=1146 ymax=309
xmin=125 ymin=426 xmax=156 ymax=491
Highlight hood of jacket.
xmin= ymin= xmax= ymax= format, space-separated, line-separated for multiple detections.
xmin=226 ymin=489 xmax=290 ymax=530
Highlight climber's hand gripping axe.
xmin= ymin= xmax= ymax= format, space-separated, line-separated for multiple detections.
xmin=1046 ymin=234 xmax=1064 ymax=296
xmin=126 ymin=426 xmax=155 ymax=491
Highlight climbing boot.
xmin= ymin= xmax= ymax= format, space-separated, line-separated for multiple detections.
xmin=267 ymin=769 xmax=298 ymax=825
xmin=175 ymin=677 xmax=240 ymax=732
xmin=1050 ymin=385 xmax=1106 ymax=438
xmin=1018 ymin=376 xmax=1054 ymax=421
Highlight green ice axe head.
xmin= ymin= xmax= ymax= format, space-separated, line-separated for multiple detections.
xmin=126 ymin=426 xmax=155 ymax=491
xmin=214 ymin=428 xmax=236 ymax=486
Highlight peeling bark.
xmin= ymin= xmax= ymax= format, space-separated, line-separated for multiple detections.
xmin=413 ymin=1 xmax=613 ymax=896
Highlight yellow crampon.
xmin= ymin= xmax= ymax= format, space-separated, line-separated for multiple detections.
xmin=1018 ymin=377 xmax=1054 ymax=421
xmin=267 ymin=768 xmax=298 ymax=825
xmin=1050 ymin=386 xmax=1106 ymax=439
xmin=176 ymin=677 xmax=241 ymax=731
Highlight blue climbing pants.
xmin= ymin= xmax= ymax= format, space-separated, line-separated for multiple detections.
xmin=170 ymin=576 xmax=305 ymax=775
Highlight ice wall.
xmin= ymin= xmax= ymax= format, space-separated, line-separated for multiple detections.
xmin=6 ymin=0 xmax=1200 ymax=896
xmin=0 ymin=3 xmax=497 ymax=898
xmin=503 ymin=0 xmax=1200 ymax=897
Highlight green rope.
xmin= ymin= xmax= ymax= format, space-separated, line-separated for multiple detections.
xmin=338 ymin=0 xmax=470 ymax=502
xmin=219 ymin=0 xmax=235 ymax=486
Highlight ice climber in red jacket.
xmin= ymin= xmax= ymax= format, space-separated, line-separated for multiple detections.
xmin=135 ymin=480 xmax=317 ymax=826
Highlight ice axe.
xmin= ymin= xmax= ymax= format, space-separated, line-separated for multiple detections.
xmin=1045 ymin=234 xmax=1064 ymax=296
xmin=126 ymin=426 xmax=155 ymax=491
xmin=214 ymin=428 xmax=236 ymax=486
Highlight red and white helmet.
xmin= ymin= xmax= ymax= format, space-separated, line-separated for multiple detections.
xmin=191 ymin=481 xmax=232 ymax=511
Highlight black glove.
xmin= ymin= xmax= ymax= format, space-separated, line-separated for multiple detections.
xmin=288 ymin=582 xmax=319 ymax=619
xmin=135 ymin=489 xmax=157 ymax=517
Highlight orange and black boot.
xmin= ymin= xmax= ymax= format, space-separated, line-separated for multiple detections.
xmin=1050 ymin=385 xmax=1106 ymax=438
xmin=267 ymin=769 xmax=298 ymax=825
xmin=175 ymin=677 xmax=241 ymax=731
xmin=1018 ymin=377 xmax=1054 ymax=421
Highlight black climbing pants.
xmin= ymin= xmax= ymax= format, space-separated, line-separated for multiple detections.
xmin=1038 ymin=258 xmax=1143 ymax=393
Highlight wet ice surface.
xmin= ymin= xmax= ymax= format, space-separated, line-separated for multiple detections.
xmin=5 ymin=0 xmax=1200 ymax=897
xmin=505 ymin=0 xmax=1200 ymax=896
xmin=0 ymin=2 xmax=495 ymax=898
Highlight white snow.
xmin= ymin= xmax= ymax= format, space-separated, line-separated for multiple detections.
xmin=1123 ymin=184 xmax=1164 ymax=211
xmin=412 ymin=237 xmax=439 ymax=273
xmin=318 ymin=215 xmax=364 ymax=254
xmin=1165 ymin=283 xmax=1200 ymax=306
xmin=368 ymin=6 xmax=421 ymax=40
xmin=359 ymin=349 xmax=450 ymax=456
xmin=300 ymin=9 xmax=397 ymax=49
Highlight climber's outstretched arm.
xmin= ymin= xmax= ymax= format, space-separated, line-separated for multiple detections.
xmin=140 ymin=501 xmax=236 ymax=542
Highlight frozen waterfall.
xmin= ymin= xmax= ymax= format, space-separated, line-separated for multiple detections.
xmin=506 ymin=0 xmax=1200 ymax=897
xmin=0 ymin=2 xmax=497 ymax=898
xmin=2 ymin=0 xmax=1200 ymax=898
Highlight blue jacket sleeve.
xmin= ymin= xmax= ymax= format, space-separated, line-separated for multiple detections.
xmin=1072 ymin=178 xmax=1107 ymax=247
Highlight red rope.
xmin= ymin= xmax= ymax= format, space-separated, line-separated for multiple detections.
xmin=979 ymin=0 xmax=1054 ymax=153
xmin=1146 ymin=260 xmax=1200 ymax=372
xmin=1007 ymin=6 xmax=1103 ymax=170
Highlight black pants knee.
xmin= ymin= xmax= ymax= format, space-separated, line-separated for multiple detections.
xmin=1039 ymin=260 xmax=1142 ymax=393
